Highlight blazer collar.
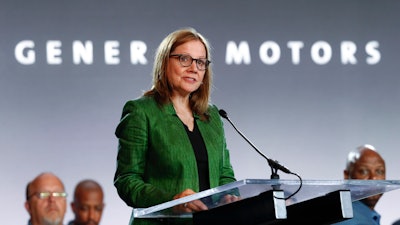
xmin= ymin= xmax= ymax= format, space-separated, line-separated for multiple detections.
xmin=165 ymin=102 xmax=200 ymax=120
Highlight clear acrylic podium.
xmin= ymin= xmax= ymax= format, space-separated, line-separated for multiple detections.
xmin=131 ymin=179 xmax=400 ymax=225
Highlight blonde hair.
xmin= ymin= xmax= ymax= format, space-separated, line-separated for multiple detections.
xmin=144 ymin=27 xmax=213 ymax=121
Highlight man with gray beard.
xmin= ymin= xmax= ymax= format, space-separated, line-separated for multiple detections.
xmin=25 ymin=172 xmax=67 ymax=225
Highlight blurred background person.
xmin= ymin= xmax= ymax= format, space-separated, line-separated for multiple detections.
xmin=68 ymin=179 xmax=105 ymax=225
xmin=25 ymin=172 xmax=67 ymax=225
xmin=332 ymin=144 xmax=386 ymax=225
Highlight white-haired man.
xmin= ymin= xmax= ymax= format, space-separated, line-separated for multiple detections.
xmin=332 ymin=144 xmax=386 ymax=225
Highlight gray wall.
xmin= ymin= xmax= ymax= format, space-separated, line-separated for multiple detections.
xmin=1 ymin=0 xmax=399 ymax=224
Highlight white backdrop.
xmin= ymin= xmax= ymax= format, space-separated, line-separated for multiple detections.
xmin=1 ymin=0 xmax=400 ymax=224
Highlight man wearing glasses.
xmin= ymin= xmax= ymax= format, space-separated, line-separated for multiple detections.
xmin=25 ymin=172 xmax=67 ymax=225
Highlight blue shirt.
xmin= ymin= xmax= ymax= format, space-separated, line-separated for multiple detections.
xmin=392 ymin=219 xmax=400 ymax=225
xmin=332 ymin=201 xmax=381 ymax=225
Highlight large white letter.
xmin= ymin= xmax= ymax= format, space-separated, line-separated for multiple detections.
xmin=130 ymin=41 xmax=147 ymax=65
xmin=47 ymin=40 xmax=62 ymax=65
xmin=341 ymin=41 xmax=357 ymax=64
xmin=259 ymin=41 xmax=281 ymax=65
xmin=287 ymin=41 xmax=304 ymax=65
xmin=15 ymin=40 xmax=35 ymax=65
xmin=311 ymin=41 xmax=332 ymax=65
xmin=73 ymin=40 xmax=93 ymax=65
xmin=225 ymin=41 xmax=251 ymax=65
xmin=365 ymin=41 xmax=380 ymax=65
xmin=105 ymin=40 xmax=120 ymax=65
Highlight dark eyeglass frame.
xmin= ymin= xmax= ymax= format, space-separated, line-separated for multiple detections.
xmin=28 ymin=192 xmax=67 ymax=200
xmin=170 ymin=54 xmax=211 ymax=71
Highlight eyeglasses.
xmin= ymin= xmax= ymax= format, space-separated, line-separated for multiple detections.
xmin=28 ymin=192 xmax=67 ymax=200
xmin=170 ymin=54 xmax=210 ymax=71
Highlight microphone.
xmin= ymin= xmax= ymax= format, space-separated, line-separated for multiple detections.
xmin=219 ymin=109 xmax=292 ymax=179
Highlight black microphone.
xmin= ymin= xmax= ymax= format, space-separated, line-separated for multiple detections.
xmin=219 ymin=109 xmax=292 ymax=179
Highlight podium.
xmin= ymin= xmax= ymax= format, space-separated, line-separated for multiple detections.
xmin=131 ymin=179 xmax=400 ymax=224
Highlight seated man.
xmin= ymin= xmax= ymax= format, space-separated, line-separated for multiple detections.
xmin=68 ymin=179 xmax=105 ymax=225
xmin=25 ymin=172 xmax=67 ymax=225
xmin=332 ymin=144 xmax=386 ymax=225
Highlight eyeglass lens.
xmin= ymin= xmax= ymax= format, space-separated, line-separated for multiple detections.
xmin=30 ymin=192 xmax=67 ymax=199
xmin=171 ymin=54 xmax=210 ymax=70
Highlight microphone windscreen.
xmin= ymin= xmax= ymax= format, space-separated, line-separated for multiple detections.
xmin=218 ymin=109 xmax=228 ymax=119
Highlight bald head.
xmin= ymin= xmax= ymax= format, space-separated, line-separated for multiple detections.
xmin=25 ymin=172 xmax=67 ymax=225
xmin=71 ymin=179 xmax=104 ymax=225
xmin=344 ymin=145 xmax=385 ymax=179
xmin=26 ymin=172 xmax=66 ymax=197
xmin=344 ymin=145 xmax=386 ymax=209
xmin=73 ymin=180 xmax=103 ymax=202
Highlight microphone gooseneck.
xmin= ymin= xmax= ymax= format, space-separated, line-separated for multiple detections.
xmin=218 ymin=109 xmax=291 ymax=179
xmin=218 ymin=109 xmax=303 ymax=200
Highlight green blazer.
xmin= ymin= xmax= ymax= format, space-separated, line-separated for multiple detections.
xmin=114 ymin=96 xmax=236 ymax=215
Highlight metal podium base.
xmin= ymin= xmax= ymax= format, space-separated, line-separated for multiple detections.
xmin=193 ymin=190 xmax=286 ymax=225
xmin=272 ymin=190 xmax=353 ymax=225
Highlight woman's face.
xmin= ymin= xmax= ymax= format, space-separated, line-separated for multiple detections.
xmin=167 ymin=39 xmax=207 ymax=98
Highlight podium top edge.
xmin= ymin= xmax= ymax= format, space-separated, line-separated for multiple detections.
xmin=132 ymin=179 xmax=400 ymax=217
xmin=241 ymin=179 xmax=400 ymax=185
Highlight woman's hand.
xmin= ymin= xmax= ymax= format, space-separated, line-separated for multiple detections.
xmin=172 ymin=189 xmax=208 ymax=213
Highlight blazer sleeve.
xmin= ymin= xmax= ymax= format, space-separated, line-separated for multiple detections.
xmin=113 ymin=100 xmax=173 ymax=207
